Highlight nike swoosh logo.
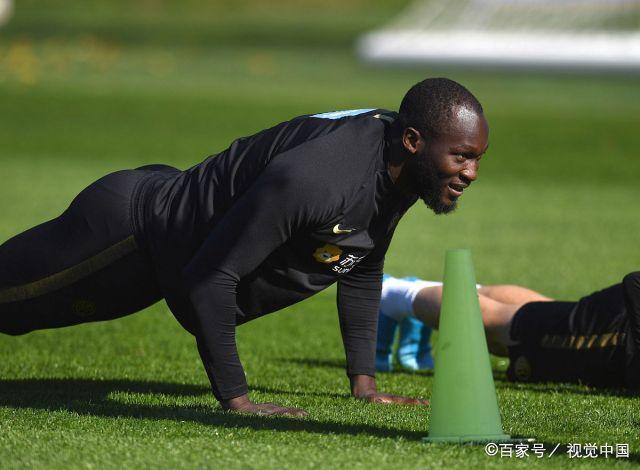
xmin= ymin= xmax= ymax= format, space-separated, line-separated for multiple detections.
xmin=333 ymin=224 xmax=355 ymax=234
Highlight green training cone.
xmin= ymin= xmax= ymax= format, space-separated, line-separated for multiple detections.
xmin=424 ymin=249 xmax=511 ymax=443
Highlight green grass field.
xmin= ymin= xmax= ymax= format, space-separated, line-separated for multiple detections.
xmin=1 ymin=1 xmax=640 ymax=468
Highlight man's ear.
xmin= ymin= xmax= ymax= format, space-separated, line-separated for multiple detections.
xmin=401 ymin=127 xmax=424 ymax=155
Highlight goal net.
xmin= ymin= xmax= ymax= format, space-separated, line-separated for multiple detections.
xmin=357 ymin=0 xmax=640 ymax=71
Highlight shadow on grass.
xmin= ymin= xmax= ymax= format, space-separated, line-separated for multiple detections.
xmin=0 ymin=378 xmax=424 ymax=441
xmin=495 ymin=379 xmax=640 ymax=398
xmin=251 ymin=385 xmax=347 ymax=399
xmin=281 ymin=357 xmax=640 ymax=399
xmin=284 ymin=357 xmax=640 ymax=397
xmin=2 ymin=378 xmax=638 ymax=460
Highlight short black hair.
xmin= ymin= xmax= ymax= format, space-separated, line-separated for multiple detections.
xmin=398 ymin=78 xmax=483 ymax=137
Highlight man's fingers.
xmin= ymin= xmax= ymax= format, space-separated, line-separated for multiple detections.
xmin=365 ymin=393 xmax=429 ymax=406
xmin=394 ymin=395 xmax=429 ymax=405
xmin=257 ymin=403 xmax=280 ymax=415
xmin=264 ymin=404 xmax=308 ymax=417
xmin=282 ymin=407 xmax=309 ymax=417
xmin=402 ymin=397 xmax=430 ymax=406
xmin=366 ymin=395 xmax=388 ymax=404
xmin=227 ymin=402 xmax=308 ymax=417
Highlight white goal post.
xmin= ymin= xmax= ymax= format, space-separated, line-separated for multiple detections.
xmin=0 ymin=0 xmax=14 ymax=27
xmin=357 ymin=0 xmax=640 ymax=72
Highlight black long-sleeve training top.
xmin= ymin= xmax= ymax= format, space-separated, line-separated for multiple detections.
xmin=136 ymin=108 xmax=418 ymax=400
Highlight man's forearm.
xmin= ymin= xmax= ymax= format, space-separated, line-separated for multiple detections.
xmin=195 ymin=332 xmax=248 ymax=402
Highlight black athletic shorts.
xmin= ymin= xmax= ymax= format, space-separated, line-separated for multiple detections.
xmin=0 ymin=166 xmax=175 ymax=336
xmin=507 ymin=273 xmax=640 ymax=388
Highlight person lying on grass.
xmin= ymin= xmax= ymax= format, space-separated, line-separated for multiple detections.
xmin=378 ymin=272 xmax=640 ymax=388
xmin=0 ymin=78 xmax=489 ymax=416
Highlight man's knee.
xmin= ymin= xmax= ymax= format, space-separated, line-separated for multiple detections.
xmin=623 ymin=272 xmax=640 ymax=322
xmin=479 ymin=297 xmax=520 ymax=348
xmin=0 ymin=324 xmax=31 ymax=336
xmin=0 ymin=310 xmax=33 ymax=336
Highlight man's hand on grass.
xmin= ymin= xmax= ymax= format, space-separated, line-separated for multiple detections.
xmin=221 ymin=394 xmax=308 ymax=417
xmin=350 ymin=374 xmax=429 ymax=406
xmin=358 ymin=391 xmax=430 ymax=405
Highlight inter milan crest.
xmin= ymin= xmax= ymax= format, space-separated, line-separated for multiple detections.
xmin=313 ymin=244 xmax=342 ymax=264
